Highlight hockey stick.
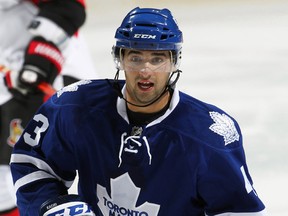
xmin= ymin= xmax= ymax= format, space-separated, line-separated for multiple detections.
xmin=0 ymin=64 xmax=56 ymax=98
xmin=37 ymin=82 xmax=56 ymax=97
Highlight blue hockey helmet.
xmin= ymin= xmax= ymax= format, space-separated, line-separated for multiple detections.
xmin=112 ymin=7 xmax=183 ymax=69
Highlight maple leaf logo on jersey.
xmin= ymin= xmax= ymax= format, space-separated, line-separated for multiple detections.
xmin=57 ymin=80 xmax=92 ymax=97
xmin=97 ymin=173 xmax=160 ymax=216
xmin=209 ymin=111 xmax=240 ymax=145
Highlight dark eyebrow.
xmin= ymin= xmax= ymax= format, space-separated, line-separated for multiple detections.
xmin=127 ymin=50 xmax=141 ymax=55
xmin=127 ymin=50 xmax=168 ymax=57
xmin=151 ymin=52 xmax=168 ymax=57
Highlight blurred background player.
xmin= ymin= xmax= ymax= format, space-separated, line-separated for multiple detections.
xmin=0 ymin=0 xmax=98 ymax=215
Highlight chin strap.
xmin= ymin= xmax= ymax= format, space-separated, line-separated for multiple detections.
xmin=112 ymin=69 xmax=181 ymax=108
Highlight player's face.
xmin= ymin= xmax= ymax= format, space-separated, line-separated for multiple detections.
xmin=122 ymin=49 xmax=173 ymax=111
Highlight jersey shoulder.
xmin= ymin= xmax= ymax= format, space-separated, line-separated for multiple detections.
xmin=50 ymin=79 xmax=117 ymax=108
xmin=174 ymin=91 xmax=242 ymax=150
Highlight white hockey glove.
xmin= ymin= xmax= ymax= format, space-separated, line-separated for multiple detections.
xmin=39 ymin=194 xmax=96 ymax=216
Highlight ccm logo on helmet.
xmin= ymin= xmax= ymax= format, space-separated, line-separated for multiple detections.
xmin=133 ymin=34 xmax=156 ymax=39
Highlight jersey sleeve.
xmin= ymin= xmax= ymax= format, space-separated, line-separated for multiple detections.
xmin=36 ymin=0 xmax=86 ymax=36
xmin=10 ymin=94 xmax=79 ymax=215
xmin=196 ymin=111 xmax=266 ymax=215
xmin=28 ymin=0 xmax=86 ymax=53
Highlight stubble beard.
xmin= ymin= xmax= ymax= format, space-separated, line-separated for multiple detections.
xmin=130 ymin=83 xmax=167 ymax=106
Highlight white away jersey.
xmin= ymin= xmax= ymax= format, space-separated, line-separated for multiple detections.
xmin=10 ymin=79 xmax=266 ymax=215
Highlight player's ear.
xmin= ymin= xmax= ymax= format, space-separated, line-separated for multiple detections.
xmin=119 ymin=62 xmax=124 ymax=71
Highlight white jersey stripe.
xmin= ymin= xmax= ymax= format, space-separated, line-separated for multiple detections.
xmin=10 ymin=154 xmax=74 ymax=189
xmin=14 ymin=170 xmax=56 ymax=192
xmin=206 ymin=209 xmax=267 ymax=216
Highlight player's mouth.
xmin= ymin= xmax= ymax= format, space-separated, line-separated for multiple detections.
xmin=138 ymin=81 xmax=154 ymax=91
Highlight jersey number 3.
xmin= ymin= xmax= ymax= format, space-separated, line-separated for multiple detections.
xmin=23 ymin=114 xmax=49 ymax=147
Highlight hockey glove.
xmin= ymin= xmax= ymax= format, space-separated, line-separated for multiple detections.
xmin=1 ymin=64 xmax=55 ymax=100
xmin=18 ymin=36 xmax=64 ymax=94
xmin=39 ymin=194 xmax=96 ymax=216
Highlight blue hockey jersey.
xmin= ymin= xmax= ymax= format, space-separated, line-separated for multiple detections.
xmin=10 ymin=79 xmax=266 ymax=215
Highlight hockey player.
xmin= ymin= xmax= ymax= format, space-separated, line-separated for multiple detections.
xmin=0 ymin=0 xmax=97 ymax=215
xmin=10 ymin=7 xmax=266 ymax=215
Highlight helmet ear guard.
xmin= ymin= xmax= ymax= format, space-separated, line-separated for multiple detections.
xmin=111 ymin=46 xmax=121 ymax=70
xmin=171 ymin=49 xmax=182 ymax=69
